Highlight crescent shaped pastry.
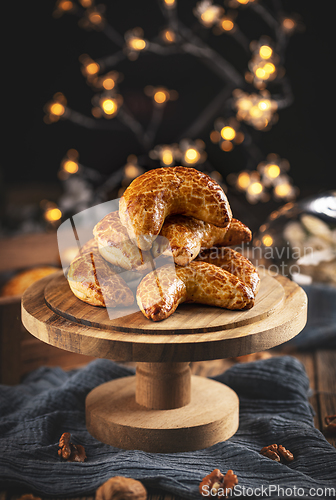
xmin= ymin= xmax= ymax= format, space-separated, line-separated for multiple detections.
xmin=93 ymin=211 xmax=167 ymax=270
xmin=196 ymin=247 xmax=260 ymax=296
xmin=136 ymin=261 xmax=255 ymax=322
xmin=119 ymin=166 xmax=232 ymax=251
xmin=160 ymin=216 xmax=252 ymax=266
xmin=67 ymin=249 xmax=134 ymax=308
xmin=75 ymin=238 xmax=100 ymax=259
xmin=220 ymin=218 xmax=252 ymax=247
xmin=73 ymin=238 xmax=123 ymax=274
xmin=0 ymin=266 xmax=58 ymax=297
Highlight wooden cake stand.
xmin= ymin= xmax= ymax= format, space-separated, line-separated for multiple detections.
xmin=22 ymin=269 xmax=307 ymax=453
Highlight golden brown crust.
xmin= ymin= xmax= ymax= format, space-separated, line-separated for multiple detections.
xmin=93 ymin=211 xmax=168 ymax=271
xmin=136 ymin=261 xmax=254 ymax=321
xmin=119 ymin=166 xmax=232 ymax=250
xmin=159 ymin=215 xmax=226 ymax=266
xmin=93 ymin=211 xmax=252 ymax=270
xmin=0 ymin=266 xmax=59 ymax=297
xmin=159 ymin=216 xmax=251 ymax=266
xmin=72 ymin=238 xmax=100 ymax=263
xmin=67 ymin=250 xmax=134 ymax=308
xmin=196 ymin=247 xmax=260 ymax=296
xmin=220 ymin=218 xmax=252 ymax=247
xmin=94 ymin=212 xmax=149 ymax=270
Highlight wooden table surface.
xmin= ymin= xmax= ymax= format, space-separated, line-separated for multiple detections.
xmin=1 ymin=349 xmax=336 ymax=500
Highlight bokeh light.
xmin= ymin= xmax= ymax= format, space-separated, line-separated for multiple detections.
xmin=233 ymin=89 xmax=278 ymax=130
xmin=194 ymin=1 xmax=224 ymax=27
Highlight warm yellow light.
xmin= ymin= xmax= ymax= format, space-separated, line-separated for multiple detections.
xmin=129 ymin=38 xmax=146 ymax=50
xmin=248 ymin=182 xmax=263 ymax=195
xmin=63 ymin=160 xmax=79 ymax=174
xmin=262 ymin=235 xmax=273 ymax=247
xmin=162 ymin=150 xmax=174 ymax=165
xmin=201 ymin=8 xmax=217 ymax=25
xmin=237 ymin=0 xmax=249 ymax=4
xmin=266 ymin=164 xmax=280 ymax=178
xmin=237 ymin=172 xmax=250 ymax=189
xmin=59 ymin=0 xmax=73 ymax=11
xmin=220 ymin=141 xmax=233 ymax=152
xmin=259 ymin=45 xmax=273 ymax=59
xmin=282 ymin=18 xmax=295 ymax=31
xmin=249 ymin=105 xmax=263 ymax=118
xmin=258 ymin=100 xmax=271 ymax=110
xmin=154 ymin=91 xmax=167 ymax=104
xmin=163 ymin=30 xmax=175 ymax=42
xmin=164 ymin=0 xmax=175 ymax=5
xmin=102 ymin=98 xmax=117 ymax=115
xmin=102 ymin=77 xmax=115 ymax=90
xmin=221 ymin=19 xmax=234 ymax=31
xmin=263 ymin=62 xmax=276 ymax=74
xmin=274 ymin=183 xmax=291 ymax=197
xmin=237 ymin=98 xmax=252 ymax=111
xmin=45 ymin=208 xmax=62 ymax=222
xmin=79 ymin=0 xmax=93 ymax=6
xmin=255 ymin=67 xmax=267 ymax=79
xmin=89 ymin=12 xmax=102 ymax=25
xmin=50 ymin=103 xmax=65 ymax=116
xmin=184 ymin=148 xmax=200 ymax=163
xmin=220 ymin=126 xmax=236 ymax=141
xmin=86 ymin=62 xmax=100 ymax=75
xmin=125 ymin=164 xmax=140 ymax=178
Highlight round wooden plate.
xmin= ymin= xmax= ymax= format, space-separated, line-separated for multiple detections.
xmin=22 ymin=270 xmax=307 ymax=362
xmin=44 ymin=270 xmax=285 ymax=333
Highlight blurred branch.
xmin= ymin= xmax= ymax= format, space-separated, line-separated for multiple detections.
xmin=66 ymin=108 xmax=127 ymax=130
xmin=102 ymin=24 xmax=125 ymax=47
xmin=178 ymin=22 xmax=244 ymax=86
xmin=178 ymin=85 xmax=233 ymax=140
xmin=96 ymin=51 xmax=126 ymax=71
xmin=143 ymin=105 xmax=165 ymax=149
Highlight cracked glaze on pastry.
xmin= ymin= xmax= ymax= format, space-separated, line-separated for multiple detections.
xmin=94 ymin=209 xmax=251 ymax=269
xmin=119 ymin=166 xmax=232 ymax=251
xmin=160 ymin=215 xmax=252 ymax=266
xmin=136 ymin=261 xmax=254 ymax=321
xmin=67 ymin=246 xmax=134 ymax=308
xmin=93 ymin=211 xmax=167 ymax=271
xmin=219 ymin=218 xmax=252 ymax=247
xmin=72 ymin=237 xmax=98 ymax=260
xmin=196 ymin=247 xmax=260 ymax=296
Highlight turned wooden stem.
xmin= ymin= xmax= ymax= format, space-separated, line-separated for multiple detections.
xmin=135 ymin=362 xmax=191 ymax=410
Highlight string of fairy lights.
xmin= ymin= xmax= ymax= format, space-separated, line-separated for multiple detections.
xmin=42 ymin=0 xmax=304 ymax=225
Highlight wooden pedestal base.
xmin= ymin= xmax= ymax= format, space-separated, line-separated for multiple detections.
xmin=86 ymin=368 xmax=239 ymax=453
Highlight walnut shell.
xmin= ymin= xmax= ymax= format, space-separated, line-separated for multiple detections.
xmin=95 ymin=476 xmax=147 ymax=500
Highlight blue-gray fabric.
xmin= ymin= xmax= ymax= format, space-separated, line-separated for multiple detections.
xmin=285 ymin=284 xmax=336 ymax=350
xmin=1 ymin=357 xmax=336 ymax=499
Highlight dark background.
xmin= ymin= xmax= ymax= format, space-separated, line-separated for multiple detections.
xmin=2 ymin=0 xmax=336 ymax=232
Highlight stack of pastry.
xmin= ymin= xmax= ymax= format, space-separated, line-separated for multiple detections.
xmin=67 ymin=166 xmax=260 ymax=321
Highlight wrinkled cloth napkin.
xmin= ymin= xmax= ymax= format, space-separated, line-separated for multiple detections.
xmin=1 ymin=356 xmax=336 ymax=499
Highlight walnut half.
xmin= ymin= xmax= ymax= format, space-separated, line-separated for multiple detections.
xmin=260 ymin=444 xmax=294 ymax=463
xmin=199 ymin=468 xmax=238 ymax=498
xmin=95 ymin=476 xmax=147 ymax=500
xmin=58 ymin=432 xmax=87 ymax=462
xmin=223 ymin=469 xmax=238 ymax=496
